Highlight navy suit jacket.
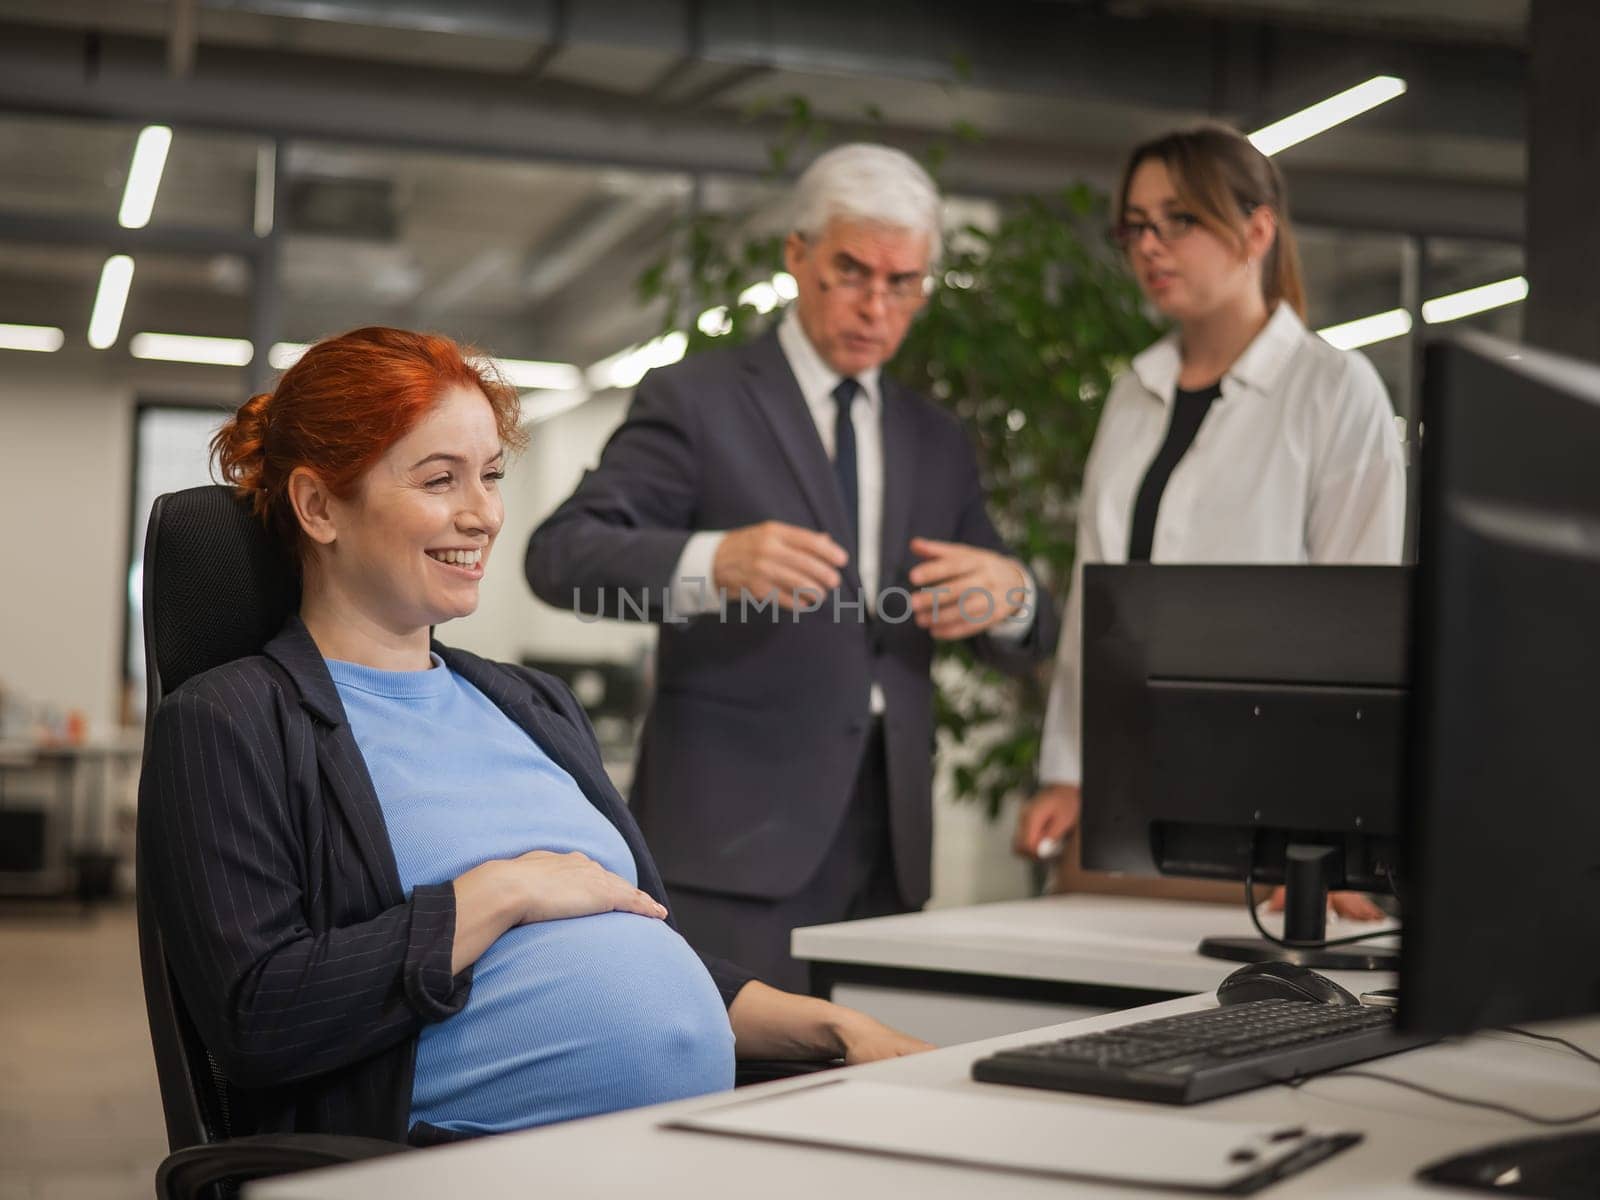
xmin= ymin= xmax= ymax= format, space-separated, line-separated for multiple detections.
xmin=526 ymin=330 xmax=1059 ymax=906
xmin=138 ymin=617 xmax=753 ymax=1143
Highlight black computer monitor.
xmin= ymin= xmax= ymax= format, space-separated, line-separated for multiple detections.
xmin=1080 ymin=563 xmax=1410 ymax=970
xmin=1402 ymin=331 xmax=1600 ymax=1037
xmin=1397 ymin=332 xmax=1600 ymax=1191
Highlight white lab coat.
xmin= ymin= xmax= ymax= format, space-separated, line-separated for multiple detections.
xmin=1038 ymin=301 xmax=1406 ymax=785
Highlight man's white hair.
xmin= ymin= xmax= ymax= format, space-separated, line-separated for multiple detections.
xmin=790 ymin=143 xmax=943 ymax=265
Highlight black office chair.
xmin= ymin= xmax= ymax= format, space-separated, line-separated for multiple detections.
xmin=136 ymin=486 xmax=834 ymax=1197
xmin=137 ymin=485 xmax=406 ymax=1200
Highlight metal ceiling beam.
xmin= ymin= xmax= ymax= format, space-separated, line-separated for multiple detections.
xmin=522 ymin=193 xmax=668 ymax=303
xmin=168 ymin=0 xmax=199 ymax=77
xmin=203 ymin=0 xmax=569 ymax=42
xmin=0 ymin=23 xmax=1523 ymax=242
xmin=520 ymin=0 xmax=569 ymax=80
xmin=1287 ymin=169 xmax=1523 ymax=243
xmin=188 ymin=0 xmax=1526 ymax=142
xmin=1524 ymin=0 xmax=1597 ymax=361
xmin=670 ymin=62 xmax=772 ymax=110
xmin=0 ymin=23 xmax=1107 ymax=193
xmin=1131 ymin=0 xmax=1526 ymax=47
xmin=414 ymin=247 xmax=519 ymax=318
xmin=0 ymin=208 xmax=265 ymax=258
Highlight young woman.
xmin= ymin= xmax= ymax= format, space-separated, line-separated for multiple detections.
xmin=1015 ymin=125 xmax=1405 ymax=919
xmin=140 ymin=326 xmax=928 ymax=1146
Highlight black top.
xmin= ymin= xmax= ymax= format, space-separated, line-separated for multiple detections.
xmin=1127 ymin=381 xmax=1222 ymax=561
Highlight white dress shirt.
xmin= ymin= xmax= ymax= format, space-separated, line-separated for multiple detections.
xmin=1038 ymin=301 xmax=1407 ymax=785
xmin=671 ymin=308 xmax=1033 ymax=714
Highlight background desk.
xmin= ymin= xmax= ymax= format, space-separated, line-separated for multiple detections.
xmin=794 ymin=895 xmax=1398 ymax=1045
xmin=249 ymin=997 xmax=1600 ymax=1200
xmin=0 ymin=735 xmax=141 ymax=899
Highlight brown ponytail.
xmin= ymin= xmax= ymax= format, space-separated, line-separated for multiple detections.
xmin=1115 ymin=123 xmax=1307 ymax=319
xmin=209 ymin=327 xmax=526 ymax=561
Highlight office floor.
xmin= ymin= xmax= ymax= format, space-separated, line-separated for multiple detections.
xmin=0 ymin=900 xmax=168 ymax=1200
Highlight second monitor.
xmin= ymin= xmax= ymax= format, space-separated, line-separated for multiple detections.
xmin=1080 ymin=563 xmax=1409 ymax=970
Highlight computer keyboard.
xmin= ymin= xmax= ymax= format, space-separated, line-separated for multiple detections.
xmin=972 ymin=998 xmax=1432 ymax=1105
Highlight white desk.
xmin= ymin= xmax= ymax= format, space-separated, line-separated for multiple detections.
xmin=792 ymin=895 xmax=1398 ymax=1045
xmin=249 ymin=998 xmax=1600 ymax=1200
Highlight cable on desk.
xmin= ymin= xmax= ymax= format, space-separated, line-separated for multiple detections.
xmin=1499 ymin=1026 xmax=1600 ymax=1071
xmin=1284 ymin=1069 xmax=1600 ymax=1127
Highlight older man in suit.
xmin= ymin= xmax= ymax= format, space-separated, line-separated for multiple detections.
xmin=527 ymin=143 xmax=1058 ymax=990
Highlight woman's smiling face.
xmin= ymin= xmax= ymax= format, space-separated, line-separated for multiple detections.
xmin=313 ymin=383 xmax=506 ymax=637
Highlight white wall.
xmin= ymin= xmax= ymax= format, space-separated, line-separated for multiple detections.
xmin=0 ymin=362 xmax=131 ymax=731
xmin=0 ymin=355 xmax=233 ymax=731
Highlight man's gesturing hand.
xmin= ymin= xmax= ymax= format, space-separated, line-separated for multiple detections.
xmin=713 ymin=521 xmax=850 ymax=611
xmin=907 ymin=537 xmax=1028 ymax=639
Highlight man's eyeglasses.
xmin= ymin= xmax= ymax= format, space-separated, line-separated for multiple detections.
xmin=817 ymin=254 xmax=933 ymax=308
xmin=1108 ymin=213 xmax=1201 ymax=251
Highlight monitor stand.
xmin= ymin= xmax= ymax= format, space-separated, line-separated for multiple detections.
xmin=1417 ymin=1130 xmax=1600 ymax=1196
xmin=1197 ymin=843 xmax=1398 ymax=971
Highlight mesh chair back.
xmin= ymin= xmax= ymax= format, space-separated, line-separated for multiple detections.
xmin=143 ymin=485 xmax=299 ymax=709
xmin=136 ymin=485 xmax=299 ymax=1153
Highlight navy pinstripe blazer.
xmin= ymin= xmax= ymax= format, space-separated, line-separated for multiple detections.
xmin=138 ymin=616 xmax=754 ymax=1143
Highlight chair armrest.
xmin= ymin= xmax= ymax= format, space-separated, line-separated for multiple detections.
xmin=734 ymin=1058 xmax=843 ymax=1087
xmin=156 ymin=1133 xmax=408 ymax=1200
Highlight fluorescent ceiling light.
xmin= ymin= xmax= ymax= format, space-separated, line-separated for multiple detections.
xmin=586 ymin=332 xmax=688 ymax=392
xmin=118 ymin=125 xmax=173 ymax=230
xmin=88 ymin=255 xmax=136 ymax=350
xmin=1318 ymin=276 xmax=1529 ymax=351
xmin=1421 ymin=276 xmax=1528 ymax=325
xmin=130 ymin=332 xmax=254 ymax=367
xmin=1317 ymin=308 xmax=1413 ymax=351
xmin=494 ymin=358 xmax=583 ymax=391
xmin=254 ymin=143 xmax=277 ymax=238
xmin=0 ymin=323 xmax=65 ymax=353
xmin=268 ymin=341 xmax=310 ymax=370
xmin=1249 ymin=76 xmax=1407 ymax=156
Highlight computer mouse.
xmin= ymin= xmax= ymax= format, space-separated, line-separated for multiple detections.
xmin=1216 ymin=960 xmax=1362 ymax=1007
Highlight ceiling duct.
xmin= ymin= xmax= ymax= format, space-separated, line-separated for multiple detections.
xmin=284 ymin=174 xmax=397 ymax=240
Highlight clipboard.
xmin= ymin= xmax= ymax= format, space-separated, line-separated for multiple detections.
xmin=663 ymin=1079 xmax=1359 ymax=1194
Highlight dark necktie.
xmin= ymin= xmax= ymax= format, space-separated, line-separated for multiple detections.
xmin=831 ymin=377 xmax=861 ymax=542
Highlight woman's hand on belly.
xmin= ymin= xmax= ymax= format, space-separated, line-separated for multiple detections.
xmin=452 ymin=851 xmax=668 ymax=974
xmin=504 ymin=850 xmax=670 ymax=924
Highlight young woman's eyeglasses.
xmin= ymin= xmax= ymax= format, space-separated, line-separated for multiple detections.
xmin=1107 ymin=213 xmax=1201 ymax=251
